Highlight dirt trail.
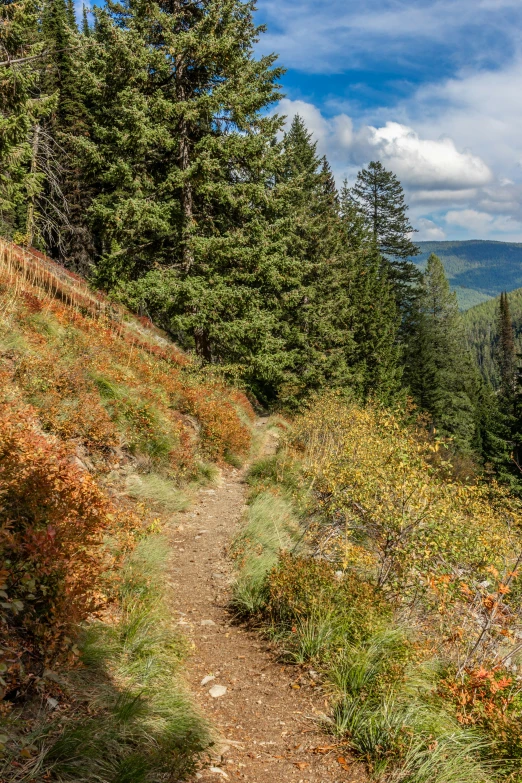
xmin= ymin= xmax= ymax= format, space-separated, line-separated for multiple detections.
xmin=169 ymin=424 xmax=367 ymax=783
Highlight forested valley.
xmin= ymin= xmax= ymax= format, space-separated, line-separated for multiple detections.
xmin=3 ymin=1 xmax=522 ymax=782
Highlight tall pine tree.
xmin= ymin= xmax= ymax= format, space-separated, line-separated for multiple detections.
xmin=405 ymin=253 xmax=476 ymax=452
xmin=497 ymin=291 xmax=516 ymax=408
xmin=350 ymin=160 xmax=420 ymax=316
xmin=79 ymin=0 xmax=295 ymax=400
xmin=337 ymin=180 xmax=401 ymax=401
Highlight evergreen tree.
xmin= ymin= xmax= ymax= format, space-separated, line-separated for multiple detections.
xmin=274 ymin=117 xmax=400 ymax=404
xmin=492 ymin=292 xmax=522 ymax=487
xmin=81 ymin=5 xmax=90 ymax=36
xmin=497 ymin=291 xmax=516 ymax=408
xmin=78 ymin=0 xmax=294 ymax=399
xmin=350 ymin=160 xmax=420 ymax=314
xmin=336 ymin=181 xmax=401 ymax=401
xmin=320 ymin=156 xmax=338 ymax=208
xmin=275 ymin=116 xmax=345 ymax=400
xmin=36 ymin=0 xmax=93 ymax=266
xmin=0 ymin=0 xmax=54 ymax=241
xmin=406 ymin=253 xmax=476 ymax=452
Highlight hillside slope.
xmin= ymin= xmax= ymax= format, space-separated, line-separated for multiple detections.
xmin=462 ymin=286 xmax=522 ymax=384
xmin=0 ymin=239 xmax=254 ymax=780
xmin=413 ymin=240 xmax=522 ymax=310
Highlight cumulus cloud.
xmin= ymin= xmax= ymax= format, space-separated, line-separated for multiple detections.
xmin=276 ymin=100 xmax=492 ymax=194
xmin=404 ymin=60 xmax=522 ymax=181
xmin=362 ymin=123 xmax=492 ymax=190
xmin=444 ymin=209 xmax=522 ymax=236
xmin=416 ymin=218 xmax=447 ymax=241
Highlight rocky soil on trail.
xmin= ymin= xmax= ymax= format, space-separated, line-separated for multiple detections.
xmin=169 ymin=427 xmax=367 ymax=783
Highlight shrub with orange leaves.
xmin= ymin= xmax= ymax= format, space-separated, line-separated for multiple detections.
xmin=15 ymin=355 xmax=118 ymax=453
xmin=440 ymin=666 xmax=522 ymax=760
xmin=0 ymin=239 xmax=255 ymax=709
xmin=0 ymin=401 xmax=132 ymax=695
xmin=181 ymin=386 xmax=252 ymax=461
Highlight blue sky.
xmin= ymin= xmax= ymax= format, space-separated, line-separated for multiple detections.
xmin=254 ymin=0 xmax=522 ymax=241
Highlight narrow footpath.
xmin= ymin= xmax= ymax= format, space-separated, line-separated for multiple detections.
xmin=168 ymin=425 xmax=367 ymax=783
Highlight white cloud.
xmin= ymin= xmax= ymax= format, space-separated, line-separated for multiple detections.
xmin=363 ymin=123 xmax=492 ymax=190
xmin=416 ymin=218 xmax=447 ymax=240
xmin=276 ymin=99 xmax=492 ymax=193
xmin=400 ymin=59 xmax=522 ymax=185
xmin=258 ymin=0 xmax=522 ymax=74
xmin=444 ymin=209 xmax=522 ymax=236
xmin=411 ymin=189 xmax=478 ymax=203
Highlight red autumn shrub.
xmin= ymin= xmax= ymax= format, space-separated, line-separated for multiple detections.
xmin=0 ymin=402 xmax=126 ymax=694
xmin=181 ymin=387 xmax=251 ymax=461
xmin=15 ymin=355 xmax=118 ymax=452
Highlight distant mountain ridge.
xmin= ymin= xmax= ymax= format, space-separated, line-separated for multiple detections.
xmin=412 ymin=240 xmax=522 ymax=310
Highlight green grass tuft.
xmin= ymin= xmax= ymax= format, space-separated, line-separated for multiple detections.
xmin=195 ymin=460 xmax=221 ymax=486
xmin=231 ymin=490 xmax=300 ymax=615
xmin=125 ymin=473 xmax=190 ymax=513
xmin=1 ymin=533 xmax=210 ymax=782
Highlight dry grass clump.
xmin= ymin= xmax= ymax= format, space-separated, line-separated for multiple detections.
xmin=125 ymin=472 xmax=191 ymax=513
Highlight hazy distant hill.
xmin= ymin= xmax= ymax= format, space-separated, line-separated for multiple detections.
xmin=462 ymin=287 xmax=522 ymax=386
xmin=413 ymin=240 xmax=522 ymax=310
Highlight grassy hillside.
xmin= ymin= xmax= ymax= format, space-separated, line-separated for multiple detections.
xmin=462 ymin=286 xmax=522 ymax=385
xmin=413 ymin=240 xmax=522 ymax=310
xmin=0 ymin=239 xmax=254 ymax=780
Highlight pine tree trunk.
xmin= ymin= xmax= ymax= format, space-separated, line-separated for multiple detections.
xmin=194 ymin=324 xmax=212 ymax=361
xmin=25 ymin=124 xmax=40 ymax=248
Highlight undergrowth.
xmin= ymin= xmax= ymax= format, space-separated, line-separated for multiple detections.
xmin=0 ymin=241 xmax=246 ymax=778
xmin=1 ymin=534 xmax=210 ymax=782
xmin=232 ymin=397 xmax=522 ymax=783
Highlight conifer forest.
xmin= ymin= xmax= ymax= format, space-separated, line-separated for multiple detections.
xmin=3 ymin=2 xmax=522 ymax=782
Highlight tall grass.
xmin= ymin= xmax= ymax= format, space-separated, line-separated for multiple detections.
xmin=1 ymin=535 xmax=210 ymax=782
xmin=231 ymin=490 xmax=300 ymax=615
xmin=125 ymin=472 xmax=191 ymax=513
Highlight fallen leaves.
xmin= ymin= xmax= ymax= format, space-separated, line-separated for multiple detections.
xmin=337 ymin=756 xmax=351 ymax=771
xmin=312 ymin=745 xmax=338 ymax=755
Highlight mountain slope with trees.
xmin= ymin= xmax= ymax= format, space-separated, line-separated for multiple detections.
xmin=463 ymin=286 xmax=522 ymax=385
xmin=3 ymin=0 xmax=522 ymax=478
xmin=413 ymin=240 xmax=522 ymax=310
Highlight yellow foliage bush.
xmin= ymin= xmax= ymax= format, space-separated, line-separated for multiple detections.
xmin=291 ymin=394 xmax=522 ymax=670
